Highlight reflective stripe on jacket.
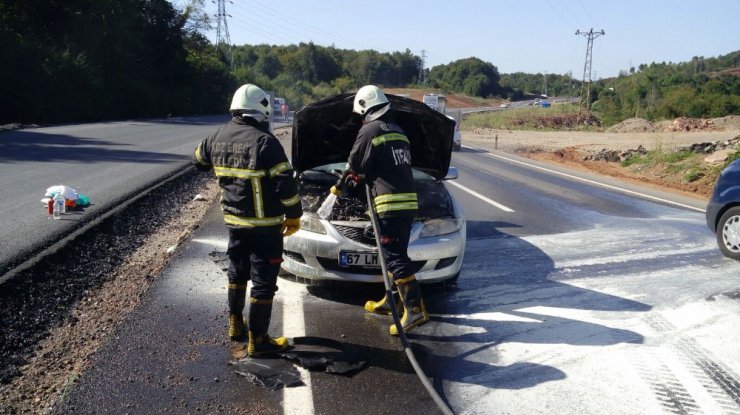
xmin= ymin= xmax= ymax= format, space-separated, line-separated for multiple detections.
xmin=193 ymin=116 xmax=302 ymax=230
xmin=348 ymin=114 xmax=417 ymax=218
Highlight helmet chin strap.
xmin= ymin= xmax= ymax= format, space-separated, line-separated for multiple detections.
xmin=238 ymin=111 xmax=267 ymax=123
xmin=364 ymin=102 xmax=391 ymax=123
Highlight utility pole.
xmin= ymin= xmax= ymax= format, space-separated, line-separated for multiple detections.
xmin=575 ymin=28 xmax=605 ymax=116
xmin=567 ymin=70 xmax=573 ymax=98
xmin=418 ymin=49 xmax=427 ymax=86
xmin=215 ymin=0 xmax=233 ymax=64
xmin=541 ymin=71 xmax=548 ymax=98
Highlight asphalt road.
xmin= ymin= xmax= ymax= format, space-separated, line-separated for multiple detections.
xmin=0 ymin=116 xmax=293 ymax=278
xmin=53 ymin=136 xmax=740 ymax=414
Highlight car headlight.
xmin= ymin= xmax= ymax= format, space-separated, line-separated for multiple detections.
xmin=419 ymin=217 xmax=462 ymax=238
xmin=300 ymin=214 xmax=327 ymax=234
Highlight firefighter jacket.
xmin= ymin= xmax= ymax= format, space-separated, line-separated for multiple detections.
xmin=348 ymin=113 xmax=418 ymax=218
xmin=193 ymin=116 xmax=302 ymax=230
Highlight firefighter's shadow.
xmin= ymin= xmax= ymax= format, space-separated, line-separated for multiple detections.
xmin=405 ymin=219 xmax=651 ymax=390
xmin=305 ymin=219 xmax=652 ymax=392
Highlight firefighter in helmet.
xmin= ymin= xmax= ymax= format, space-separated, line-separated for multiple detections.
xmin=338 ymin=85 xmax=430 ymax=335
xmin=193 ymin=84 xmax=302 ymax=356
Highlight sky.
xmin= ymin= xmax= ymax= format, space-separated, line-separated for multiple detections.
xmin=180 ymin=0 xmax=740 ymax=79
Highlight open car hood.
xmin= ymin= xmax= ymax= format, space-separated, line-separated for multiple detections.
xmin=291 ymin=93 xmax=455 ymax=180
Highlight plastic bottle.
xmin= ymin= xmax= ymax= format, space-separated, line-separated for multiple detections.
xmin=53 ymin=193 xmax=65 ymax=219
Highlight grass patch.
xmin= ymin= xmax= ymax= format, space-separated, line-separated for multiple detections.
xmin=59 ymin=372 xmax=80 ymax=402
xmin=620 ymin=149 xmax=694 ymax=167
xmin=683 ymin=167 xmax=705 ymax=183
xmin=462 ymin=104 xmax=601 ymax=131
xmin=724 ymin=148 xmax=740 ymax=167
xmin=621 ymin=147 xmax=724 ymax=184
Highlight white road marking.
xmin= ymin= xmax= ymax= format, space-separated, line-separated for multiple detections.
xmin=446 ymin=180 xmax=515 ymax=212
xmin=480 ymin=150 xmax=706 ymax=213
xmin=192 ymin=238 xmax=314 ymax=413
xmin=280 ymin=281 xmax=314 ymax=415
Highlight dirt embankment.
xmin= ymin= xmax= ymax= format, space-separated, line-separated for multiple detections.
xmin=384 ymin=88 xmax=485 ymax=108
xmin=464 ymin=115 xmax=740 ymax=199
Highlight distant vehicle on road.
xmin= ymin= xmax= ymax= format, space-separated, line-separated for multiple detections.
xmin=422 ymin=94 xmax=447 ymax=113
xmin=706 ymin=158 xmax=740 ymax=260
xmin=272 ymin=97 xmax=286 ymax=117
xmin=446 ymin=115 xmax=462 ymax=151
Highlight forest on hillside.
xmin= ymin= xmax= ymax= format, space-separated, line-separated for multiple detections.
xmin=1 ymin=0 xmax=737 ymax=125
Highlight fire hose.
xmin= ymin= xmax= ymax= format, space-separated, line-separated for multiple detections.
xmin=365 ymin=184 xmax=455 ymax=415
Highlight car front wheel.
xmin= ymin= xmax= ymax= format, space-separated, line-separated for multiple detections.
xmin=716 ymin=206 xmax=740 ymax=260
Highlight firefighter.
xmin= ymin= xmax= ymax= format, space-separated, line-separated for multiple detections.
xmin=193 ymin=84 xmax=302 ymax=356
xmin=340 ymin=84 xmax=429 ymax=335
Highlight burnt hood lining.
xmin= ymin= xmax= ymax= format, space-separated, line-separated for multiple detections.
xmin=292 ymin=93 xmax=454 ymax=180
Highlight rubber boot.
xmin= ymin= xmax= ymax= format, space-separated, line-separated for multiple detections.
xmin=364 ymin=290 xmax=401 ymax=315
xmin=389 ymin=276 xmax=429 ymax=336
xmin=247 ymin=298 xmax=289 ymax=357
xmin=228 ymin=284 xmax=247 ymax=341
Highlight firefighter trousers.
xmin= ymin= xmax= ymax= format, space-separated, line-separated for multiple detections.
xmin=226 ymin=229 xmax=283 ymax=300
xmin=378 ymin=216 xmax=421 ymax=281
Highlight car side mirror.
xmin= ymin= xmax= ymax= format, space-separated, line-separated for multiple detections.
xmin=444 ymin=166 xmax=458 ymax=180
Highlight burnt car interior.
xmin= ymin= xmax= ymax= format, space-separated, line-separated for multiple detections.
xmin=297 ymin=164 xmax=455 ymax=221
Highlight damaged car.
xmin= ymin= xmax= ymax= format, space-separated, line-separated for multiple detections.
xmin=281 ymin=93 xmax=466 ymax=284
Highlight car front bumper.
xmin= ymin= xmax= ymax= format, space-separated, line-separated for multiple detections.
xmin=706 ymin=200 xmax=723 ymax=232
xmin=281 ymin=219 xmax=465 ymax=283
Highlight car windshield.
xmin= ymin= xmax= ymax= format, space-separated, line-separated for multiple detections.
xmin=304 ymin=162 xmax=437 ymax=181
xmin=298 ymin=163 xmax=452 ymax=221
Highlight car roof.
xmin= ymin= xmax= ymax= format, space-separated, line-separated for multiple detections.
xmin=291 ymin=93 xmax=455 ymax=180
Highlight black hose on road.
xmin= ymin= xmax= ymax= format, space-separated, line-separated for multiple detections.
xmin=365 ymin=184 xmax=455 ymax=415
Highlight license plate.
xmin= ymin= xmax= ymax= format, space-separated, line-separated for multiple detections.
xmin=339 ymin=251 xmax=379 ymax=268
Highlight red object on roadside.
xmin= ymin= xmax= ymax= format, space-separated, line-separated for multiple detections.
xmin=47 ymin=199 xmax=53 ymax=215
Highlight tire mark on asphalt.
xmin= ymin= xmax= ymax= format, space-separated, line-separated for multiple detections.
xmin=628 ymin=345 xmax=701 ymax=414
xmin=645 ymin=314 xmax=740 ymax=415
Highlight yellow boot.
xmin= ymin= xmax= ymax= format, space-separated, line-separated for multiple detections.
xmin=364 ymin=290 xmax=400 ymax=315
xmin=389 ymin=276 xmax=429 ymax=336
xmin=228 ymin=314 xmax=247 ymax=341
xmin=247 ymin=298 xmax=290 ymax=357
xmin=227 ymin=283 xmax=247 ymax=341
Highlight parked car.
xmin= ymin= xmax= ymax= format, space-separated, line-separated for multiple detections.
xmin=282 ymin=93 xmax=466 ymax=284
xmin=706 ymin=158 xmax=740 ymax=260
xmin=446 ymin=115 xmax=462 ymax=151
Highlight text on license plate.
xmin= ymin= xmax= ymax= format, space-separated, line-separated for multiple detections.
xmin=339 ymin=251 xmax=379 ymax=268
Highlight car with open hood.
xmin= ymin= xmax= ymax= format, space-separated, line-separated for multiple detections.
xmin=281 ymin=93 xmax=466 ymax=284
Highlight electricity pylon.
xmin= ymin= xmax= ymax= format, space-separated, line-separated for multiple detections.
xmin=576 ymin=28 xmax=605 ymax=114
xmin=215 ymin=0 xmax=232 ymax=64
xmin=418 ymin=49 xmax=427 ymax=86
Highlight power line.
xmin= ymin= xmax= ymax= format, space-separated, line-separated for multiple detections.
xmin=556 ymin=0 xmax=584 ymax=28
xmin=576 ymin=0 xmax=598 ymax=27
xmin=229 ymin=2 xmax=370 ymax=50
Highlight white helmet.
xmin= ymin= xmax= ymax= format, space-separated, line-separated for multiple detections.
xmin=353 ymin=85 xmax=389 ymax=115
xmin=230 ymin=84 xmax=270 ymax=117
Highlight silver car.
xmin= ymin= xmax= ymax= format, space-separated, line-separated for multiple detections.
xmin=281 ymin=93 xmax=466 ymax=284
